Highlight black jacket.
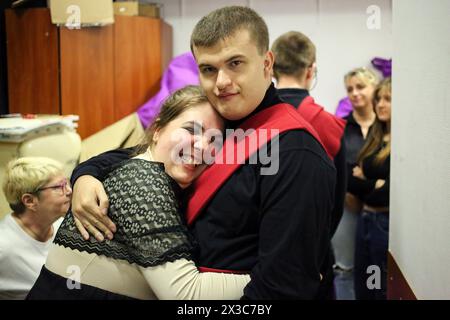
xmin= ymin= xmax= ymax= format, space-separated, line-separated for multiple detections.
xmin=71 ymin=84 xmax=336 ymax=299
xmin=277 ymin=88 xmax=347 ymax=236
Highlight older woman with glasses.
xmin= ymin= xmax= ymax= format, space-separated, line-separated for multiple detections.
xmin=0 ymin=157 xmax=71 ymax=299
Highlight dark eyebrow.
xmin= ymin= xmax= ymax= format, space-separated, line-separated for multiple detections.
xmin=198 ymin=63 xmax=214 ymax=69
xmin=183 ymin=121 xmax=204 ymax=131
xmin=225 ymin=55 xmax=245 ymax=63
xmin=198 ymin=55 xmax=246 ymax=69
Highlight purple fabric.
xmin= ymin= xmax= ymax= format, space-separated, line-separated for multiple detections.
xmin=137 ymin=52 xmax=200 ymax=128
xmin=371 ymin=57 xmax=392 ymax=78
xmin=335 ymin=97 xmax=353 ymax=119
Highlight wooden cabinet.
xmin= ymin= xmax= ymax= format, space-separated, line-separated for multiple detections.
xmin=6 ymin=8 xmax=172 ymax=139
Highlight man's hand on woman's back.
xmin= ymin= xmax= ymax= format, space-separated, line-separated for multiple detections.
xmin=71 ymin=175 xmax=116 ymax=242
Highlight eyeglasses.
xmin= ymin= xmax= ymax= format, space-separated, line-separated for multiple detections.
xmin=35 ymin=179 xmax=71 ymax=196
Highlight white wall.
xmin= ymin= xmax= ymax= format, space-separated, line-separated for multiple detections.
xmin=152 ymin=0 xmax=392 ymax=113
xmin=390 ymin=0 xmax=450 ymax=299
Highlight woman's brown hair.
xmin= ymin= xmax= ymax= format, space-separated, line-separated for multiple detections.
xmin=135 ymin=85 xmax=210 ymax=155
xmin=357 ymin=77 xmax=392 ymax=166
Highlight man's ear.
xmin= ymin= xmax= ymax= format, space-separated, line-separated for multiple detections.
xmin=21 ymin=193 xmax=38 ymax=211
xmin=306 ymin=62 xmax=317 ymax=81
xmin=264 ymin=51 xmax=275 ymax=76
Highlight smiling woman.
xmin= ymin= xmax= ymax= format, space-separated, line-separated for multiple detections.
xmin=147 ymin=101 xmax=223 ymax=188
xmin=0 ymin=157 xmax=68 ymax=300
xmin=26 ymin=86 xmax=251 ymax=300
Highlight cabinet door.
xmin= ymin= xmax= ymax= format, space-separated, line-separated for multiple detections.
xmin=59 ymin=26 xmax=115 ymax=139
xmin=114 ymin=15 xmax=164 ymax=121
xmin=6 ymin=9 xmax=59 ymax=115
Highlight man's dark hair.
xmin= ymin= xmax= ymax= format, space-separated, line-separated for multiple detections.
xmin=271 ymin=31 xmax=316 ymax=80
xmin=190 ymin=6 xmax=269 ymax=55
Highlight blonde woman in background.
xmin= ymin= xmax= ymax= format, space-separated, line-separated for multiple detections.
xmin=0 ymin=157 xmax=70 ymax=299
xmin=349 ymin=78 xmax=392 ymax=300
xmin=331 ymin=67 xmax=379 ymax=300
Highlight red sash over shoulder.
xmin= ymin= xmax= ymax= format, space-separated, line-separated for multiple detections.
xmin=186 ymin=103 xmax=324 ymax=227
xmin=297 ymin=96 xmax=346 ymax=159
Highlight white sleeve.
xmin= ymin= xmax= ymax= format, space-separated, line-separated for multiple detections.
xmin=139 ymin=258 xmax=250 ymax=300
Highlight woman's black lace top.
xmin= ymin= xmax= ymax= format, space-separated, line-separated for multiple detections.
xmin=54 ymin=159 xmax=194 ymax=268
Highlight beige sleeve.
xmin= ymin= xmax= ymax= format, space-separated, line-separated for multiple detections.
xmin=139 ymin=258 xmax=250 ymax=300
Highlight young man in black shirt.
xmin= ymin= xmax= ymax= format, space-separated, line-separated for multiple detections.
xmin=70 ymin=7 xmax=335 ymax=299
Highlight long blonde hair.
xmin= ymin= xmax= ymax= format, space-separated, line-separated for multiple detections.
xmin=358 ymin=77 xmax=392 ymax=165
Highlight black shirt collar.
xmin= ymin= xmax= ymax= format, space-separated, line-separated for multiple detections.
xmin=344 ymin=112 xmax=359 ymax=127
xmin=277 ymin=88 xmax=309 ymax=96
xmin=277 ymin=88 xmax=310 ymax=109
